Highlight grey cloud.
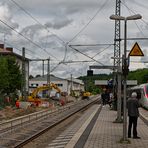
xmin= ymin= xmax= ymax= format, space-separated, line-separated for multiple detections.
xmin=0 ymin=2 xmax=19 ymax=35
xmin=20 ymin=24 xmax=43 ymax=39
xmin=45 ymin=18 xmax=73 ymax=29
xmin=5 ymin=0 xmax=113 ymax=17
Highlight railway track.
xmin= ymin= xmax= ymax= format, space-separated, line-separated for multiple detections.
xmin=0 ymin=96 xmax=100 ymax=148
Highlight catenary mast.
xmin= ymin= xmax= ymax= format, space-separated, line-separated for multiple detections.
xmin=113 ymin=0 xmax=122 ymax=122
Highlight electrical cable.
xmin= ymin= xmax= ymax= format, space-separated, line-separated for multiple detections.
xmin=8 ymin=0 xmax=70 ymax=66
xmin=69 ymin=45 xmax=104 ymax=65
xmin=92 ymin=44 xmax=113 ymax=58
xmin=9 ymin=0 xmax=66 ymax=45
xmin=69 ymin=43 xmax=114 ymax=47
xmin=9 ymin=0 xmax=112 ymax=68
xmin=121 ymin=1 xmax=148 ymax=38
xmin=0 ymin=39 xmax=40 ymax=58
xmin=0 ymin=18 xmax=58 ymax=60
xmin=67 ymin=0 xmax=110 ymax=44
xmin=6 ymin=0 xmax=114 ymax=74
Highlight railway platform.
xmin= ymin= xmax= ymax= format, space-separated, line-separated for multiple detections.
xmin=65 ymin=105 xmax=148 ymax=148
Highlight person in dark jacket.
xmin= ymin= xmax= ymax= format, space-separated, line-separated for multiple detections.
xmin=101 ymin=91 xmax=106 ymax=105
xmin=127 ymin=92 xmax=140 ymax=139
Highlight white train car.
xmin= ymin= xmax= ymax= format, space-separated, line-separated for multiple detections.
xmin=127 ymin=83 xmax=148 ymax=110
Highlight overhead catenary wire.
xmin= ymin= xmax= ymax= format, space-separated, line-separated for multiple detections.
xmin=92 ymin=44 xmax=113 ymax=58
xmin=6 ymin=0 xmax=115 ymax=75
xmin=61 ymin=60 xmax=94 ymax=63
xmin=67 ymin=0 xmax=110 ymax=44
xmin=66 ymin=0 xmax=111 ymax=64
xmin=69 ymin=45 xmax=104 ymax=66
xmin=9 ymin=0 xmax=66 ymax=45
xmin=121 ymin=1 xmax=148 ymax=38
xmin=8 ymin=0 xmax=70 ymax=66
xmin=0 ymin=19 xmax=58 ymax=60
xmin=9 ymin=0 xmax=113 ymax=67
xmin=0 ymin=39 xmax=41 ymax=58
xmin=69 ymin=43 xmax=114 ymax=47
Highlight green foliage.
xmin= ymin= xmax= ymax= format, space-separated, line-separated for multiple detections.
xmin=0 ymin=56 xmax=22 ymax=95
xmin=78 ymin=69 xmax=148 ymax=94
xmin=36 ymin=74 xmax=41 ymax=78
xmin=78 ymin=74 xmax=111 ymax=95
xmin=29 ymin=75 xmax=34 ymax=79
xmin=0 ymin=57 xmax=9 ymax=94
xmin=127 ymin=68 xmax=148 ymax=84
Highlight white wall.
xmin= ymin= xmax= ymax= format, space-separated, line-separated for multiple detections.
xmin=29 ymin=79 xmax=84 ymax=96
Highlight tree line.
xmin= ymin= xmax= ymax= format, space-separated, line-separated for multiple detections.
xmin=78 ymin=69 xmax=148 ymax=94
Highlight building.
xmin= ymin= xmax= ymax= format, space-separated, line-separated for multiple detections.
xmin=0 ymin=44 xmax=29 ymax=92
xmin=29 ymin=75 xmax=84 ymax=96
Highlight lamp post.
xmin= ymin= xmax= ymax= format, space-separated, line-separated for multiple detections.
xmin=110 ymin=14 xmax=142 ymax=141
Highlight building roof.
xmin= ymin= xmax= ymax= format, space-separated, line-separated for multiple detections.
xmin=30 ymin=75 xmax=84 ymax=85
xmin=67 ymin=77 xmax=84 ymax=85
xmin=30 ymin=75 xmax=66 ymax=82
xmin=0 ymin=47 xmax=30 ymax=61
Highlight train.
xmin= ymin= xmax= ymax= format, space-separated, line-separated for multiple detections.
xmin=127 ymin=83 xmax=148 ymax=110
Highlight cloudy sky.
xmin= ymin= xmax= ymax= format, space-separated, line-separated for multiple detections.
xmin=0 ymin=0 xmax=148 ymax=78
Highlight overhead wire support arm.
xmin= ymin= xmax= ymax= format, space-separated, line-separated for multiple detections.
xmin=61 ymin=60 xmax=94 ymax=63
xmin=116 ymin=37 xmax=148 ymax=41
xmin=69 ymin=43 xmax=114 ymax=47
xmin=29 ymin=59 xmax=49 ymax=61
xmin=69 ymin=45 xmax=104 ymax=66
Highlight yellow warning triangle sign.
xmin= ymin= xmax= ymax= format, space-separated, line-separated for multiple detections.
xmin=129 ymin=42 xmax=144 ymax=56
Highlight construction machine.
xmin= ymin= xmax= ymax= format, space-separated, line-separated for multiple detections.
xmin=81 ymin=91 xmax=91 ymax=99
xmin=28 ymin=83 xmax=61 ymax=105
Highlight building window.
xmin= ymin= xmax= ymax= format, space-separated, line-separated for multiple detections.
xmin=57 ymin=84 xmax=63 ymax=87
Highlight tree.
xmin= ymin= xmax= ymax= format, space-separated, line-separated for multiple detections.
xmin=29 ymin=75 xmax=34 ymax=79
xmin=7 ymin=56 xmax=22 ymax=94
xmin=0 ymin=56 xmax=22 ymax=95
xmin=0 ymin=57 xmax=9 ymax=94
xmin=35 ymin=74 xmax=41 ymax=78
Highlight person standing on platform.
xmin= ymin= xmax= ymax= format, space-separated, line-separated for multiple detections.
xmin=101 ymin=89 xmax=106 ymax=106
xmin=108 ymin=92 xmax=113 ymax=108
xmin=127 ymin=92 xmax=141 ymax=139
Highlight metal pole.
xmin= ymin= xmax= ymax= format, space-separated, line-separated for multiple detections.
xmin=22 ymin=47 xmax=27 ymax=101
xmin=114 ymin=0 xmax=121 ymax=120
xmin=70 ymin=74 xmax=72 ymax=94
xmin=47 ymin=58 xmax=50 ymax=99
xmin=117 ymin=72 xmax=122 ymax=121
xmin=123 ymin=19 xmax=127 ymax=141
xmin=42 ymin=60 xmax=44 ymax=77
xmin=47 ymin=58 xmax=50 ymax=85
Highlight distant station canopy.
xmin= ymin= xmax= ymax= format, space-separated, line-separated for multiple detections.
xmin=87 ymin=70 xmax=93 ymax=76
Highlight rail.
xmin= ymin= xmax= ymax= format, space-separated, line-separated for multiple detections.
xmin=0 ymin=95 xmax=99 ymax=147
xmin=0 ymin=101 xmax=78 ymax=134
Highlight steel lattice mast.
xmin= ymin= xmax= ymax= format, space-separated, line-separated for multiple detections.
xmin=113 ymin=0 xmax=122 ymax=122
xmin=114 ymin=0 xmax=121 ymax=67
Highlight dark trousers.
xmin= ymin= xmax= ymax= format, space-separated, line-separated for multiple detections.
xmin=102 ymin=99 xmax=106 ymax=105
xmin=128 ymin=116 xmax=138 ymax=137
